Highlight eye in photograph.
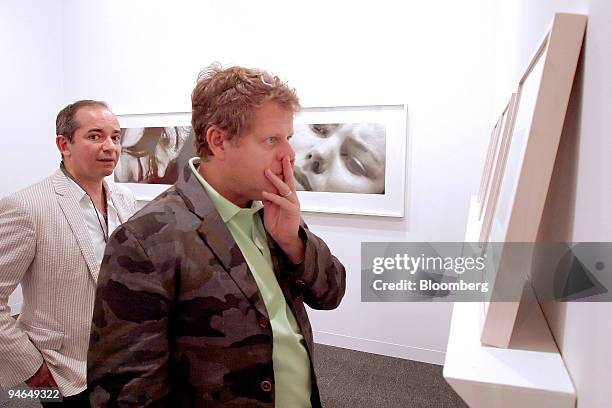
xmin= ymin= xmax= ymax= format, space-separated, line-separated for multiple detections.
xmin=290 ymin=122 xmax=386 ymax=194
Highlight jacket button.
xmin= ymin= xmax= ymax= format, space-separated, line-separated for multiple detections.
xmin=295 ymin=279 xmax=306 ymax=287
xmin=258 ymin=317 xmax=269 ymax=328
xmin=260 ymin=379 xmax=273 ymax=392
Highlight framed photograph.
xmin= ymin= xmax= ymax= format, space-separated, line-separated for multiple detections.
xmin=478 ymin=13 xmax=587 ymax=348
xmin=292 ymin=104 xmax=408 ymax=217
xmin=476 ymin=117 xmax=501 ymax=208
xmin=114 ymin=105 xmax=408 ymax=217
xmin=478 ymin=94 xmax=518 ymax=238
xmin=112 ymin=112 xmax=195 ymax=200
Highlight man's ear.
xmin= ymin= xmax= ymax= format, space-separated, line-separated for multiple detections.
xmin=206 ymin=126 xmax=228 ymax=160
xmin=56 ymin=135 xmax=71 ymax=159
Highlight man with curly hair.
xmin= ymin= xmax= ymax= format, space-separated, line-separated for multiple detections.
xmin=88 ymin=64 xmax=346 ymax=407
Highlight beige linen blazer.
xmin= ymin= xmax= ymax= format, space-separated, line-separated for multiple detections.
xmin=0 ymin=169 xmax=136 ymax=396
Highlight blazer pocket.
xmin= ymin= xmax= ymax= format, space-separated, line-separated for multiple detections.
xmin=21 ymin=323 xmax=64 ymax=351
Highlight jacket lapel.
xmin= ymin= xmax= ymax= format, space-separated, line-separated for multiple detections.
xmin=106 ymin=182 xmax=134 ymax=223
xmin=175 ymin=164 xmax=268 ymax=318
xmin=52 ymin=170 xmax=100 ymax=282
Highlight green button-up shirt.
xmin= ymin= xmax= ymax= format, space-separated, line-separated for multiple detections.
xmin=189 ymin=158 xmax=312 ymax=407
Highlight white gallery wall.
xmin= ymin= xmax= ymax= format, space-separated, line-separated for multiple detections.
xmin=0 ymin=0 xmax=64 ymax=192
xmin=0 ymin=0 xmax=65 ymax=317
xmin=494 ymin=1 xmax=612 ymax=407
xmin=1 ymin=0 xmax=497 ymax=365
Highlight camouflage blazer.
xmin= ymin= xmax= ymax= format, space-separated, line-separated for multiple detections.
xmin=87 ymin=165 xmax=346 ymax=407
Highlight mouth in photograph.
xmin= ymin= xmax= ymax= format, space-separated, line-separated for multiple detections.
xmin=293 ymin=168 xmax=312 ymax=191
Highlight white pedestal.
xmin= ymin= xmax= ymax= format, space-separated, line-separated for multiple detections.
xmin=444 ymin=299 xmax=575 ymax=407
xmin=443 ymin=196 xmax=575 ymax=407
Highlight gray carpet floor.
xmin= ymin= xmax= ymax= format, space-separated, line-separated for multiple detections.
xmin=1 ymin=344 xmax=468 ymax=407
xmin=314 ymin=344 xmax=468 ymax=408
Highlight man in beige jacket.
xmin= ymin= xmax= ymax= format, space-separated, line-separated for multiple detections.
xmin=0 ymin=100 xmax=136 ymax=406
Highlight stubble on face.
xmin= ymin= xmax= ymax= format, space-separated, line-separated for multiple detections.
xmin=221 ymin=102 xmax=295 ymax=207
xmin=64 ymin=107 xmax=121 ymax=182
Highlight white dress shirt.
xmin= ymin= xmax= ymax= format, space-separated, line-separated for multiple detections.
xmin=66 ymin=178 xmax=121 ymax=264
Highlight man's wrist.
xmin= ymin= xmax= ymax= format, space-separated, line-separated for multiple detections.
xmin=281 ymin=236 xmax=305 ymax=265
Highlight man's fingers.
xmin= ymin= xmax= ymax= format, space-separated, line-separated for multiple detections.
xmin=262 ymin=191 xmax=295 ymax=209
xmin=282 ymin=156 xmax=296 ymax=192
xmin=265 ymin=168 xmax=293 ymax=199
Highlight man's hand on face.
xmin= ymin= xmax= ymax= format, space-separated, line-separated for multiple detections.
xmin=262 ymin=156 xmax=305 ymax=264
xmin=25 ymin=361 xmax=58 ymax=389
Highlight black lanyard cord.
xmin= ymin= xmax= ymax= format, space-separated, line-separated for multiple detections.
xmin=59 ymin=162 xmax=109 ymax=243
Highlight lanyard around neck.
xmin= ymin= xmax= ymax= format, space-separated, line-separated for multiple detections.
xmin=59 ymin=162 xmax=109 ymax=243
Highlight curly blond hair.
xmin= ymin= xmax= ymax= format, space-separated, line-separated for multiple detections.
xmin=191 ymin=63 xmax=300 ymax=159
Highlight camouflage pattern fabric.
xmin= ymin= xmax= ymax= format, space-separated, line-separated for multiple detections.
xmin=87 ymin=164 xmax=346 ymax=407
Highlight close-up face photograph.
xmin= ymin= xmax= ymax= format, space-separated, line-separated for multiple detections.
xmin=114 ymin=126 xmax=194 ymax=184
xmin=290 ymin=123 xmax=386 ymax=194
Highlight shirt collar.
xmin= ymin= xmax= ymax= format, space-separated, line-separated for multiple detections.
xmin=66 ymin=176 xmax=88 ymax=202
xmin=65 ymin=174 xmax=116 ymax=211
xmin=188 ymin=157 xmax=263 ymax=224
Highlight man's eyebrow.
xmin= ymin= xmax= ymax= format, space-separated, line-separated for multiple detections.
xmin=86 ymin=127 xmax=120 ymax=133
xmin=261 ymin=132 xmax=290 ymax=138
